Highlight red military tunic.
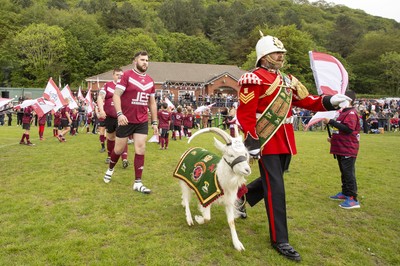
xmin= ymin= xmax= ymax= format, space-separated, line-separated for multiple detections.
xmin=237 ymin=67 xmax=330 ymax=155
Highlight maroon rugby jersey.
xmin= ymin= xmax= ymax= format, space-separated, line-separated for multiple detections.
xmin=70 ymin=112 xmax=78 ymax=121
xmin=22 ymin=106 xmax=34 ymax=124
xmin=183 ymin=114 xmax=193 ymax=128
xmin=99 ymin=81 xmax=117 ymax=118
xmin=60 ymin=106 xmax=71 ymax=119
xmin=330 ymin=107 xmax=360 ymax=157
xmin=116 ymin=69 xmax=155 ymax=123
xmin=172 ymin=112 xmax=183 ymax=127
xmin=158 ymin=109 xmax=171 ymax=129
xmin=53 ymin=111 xmax=61 ymax=126
xmin=38 ymin=114 xmax=47 ymax=126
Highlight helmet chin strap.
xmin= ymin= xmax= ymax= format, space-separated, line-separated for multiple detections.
xmin=265 ymin=55 xmax=284 ymax=69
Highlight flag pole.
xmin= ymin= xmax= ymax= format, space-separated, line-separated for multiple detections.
xmin=326 ymin=125 xmax=336 ymax=159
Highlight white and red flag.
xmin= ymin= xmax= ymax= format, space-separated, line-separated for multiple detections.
xmin=43 ymin=78 xmax=66 ymax=111
xmin=194 ymin=103 xmax=216 ymax=114
xmin=164 ymin=97 xmax=175 ymax=110
xmin=305 ymin=51 xmax=349 ymax=130
xmin=309 ymin=51 xmax=348 ymax=96
xmin=77 ymin=86 xmax=85 ymax=102
xmin=0 ymin=98 xmax=13 ymax=109
xmin=85 ymin=88 xmax=94 ymax=114
xmin=15 ymin=97 xmax=56 ymax=118
xmin=61 ymin=85 xmax=78 ymax=109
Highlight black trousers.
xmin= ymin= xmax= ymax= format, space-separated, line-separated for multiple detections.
xmin=246 ymin=154 xmax=291 ymax=244
xmin=336 ymin=155 xmax=358 ymax=200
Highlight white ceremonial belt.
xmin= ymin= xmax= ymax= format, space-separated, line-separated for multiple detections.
xmin=284 ymin=116 xmax=293 ymax=124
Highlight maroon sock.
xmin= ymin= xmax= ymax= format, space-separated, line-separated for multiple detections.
xmin=165 ymin=136 xmax=169 ymax=148
xmin=160 ymin=137 xmax=165 ymax=148
xmin=107 ymin=139 xmax=115 ymax=156
xmin=26 ymin=134 xmax=30 ymax=142
xmin=134 ymin=154 xmax=144 ymax=181
xmin=100 ymin=135 xmax=105 ymax=144
xmin=20 ymin=133 xmax=26 ymax=142
xmin=109 ymin=150 xmax=121 ymax=169
xmin=121 ymin=144 xmax=128 ymax=160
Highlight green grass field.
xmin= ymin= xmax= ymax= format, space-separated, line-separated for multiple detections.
xmin=0 ymin=124 xmax=399 ymax=265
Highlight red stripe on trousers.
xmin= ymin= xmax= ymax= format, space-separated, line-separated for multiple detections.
xmin=260 ymin=160 xmax=276 ymax=242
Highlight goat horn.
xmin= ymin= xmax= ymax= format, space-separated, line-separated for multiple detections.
xmin=188 ymin=127 xmax=232 ymax=145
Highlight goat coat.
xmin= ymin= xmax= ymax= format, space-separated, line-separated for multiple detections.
xmin=174 ymin=147 xmax=223 ymax=207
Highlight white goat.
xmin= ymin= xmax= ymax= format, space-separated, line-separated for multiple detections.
xmin=175 ymin=127 xmax=251 ymax=251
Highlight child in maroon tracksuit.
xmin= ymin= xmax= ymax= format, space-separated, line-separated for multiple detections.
xmin=157 ymin=102 xmax=171 ymax=149
xmin=38 ymin=113 xmax=47 ymax=140
xmin=324 ymin=90 xmax=361 ymax=209
xmin=182 ymin=107 xmax=193 ymax=137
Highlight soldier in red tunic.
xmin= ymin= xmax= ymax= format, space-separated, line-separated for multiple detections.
xmin=103 ymin=51 xmax=159 ymax=194
xmin=236 ymin=32 xmax=351 ymax=261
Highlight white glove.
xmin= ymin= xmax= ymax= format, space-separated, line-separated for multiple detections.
xmin=330 ymin=94 xmax=352 ymax=108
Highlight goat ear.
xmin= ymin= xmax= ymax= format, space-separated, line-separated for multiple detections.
xmin=213 ymin=137 xmax=225 ymax=151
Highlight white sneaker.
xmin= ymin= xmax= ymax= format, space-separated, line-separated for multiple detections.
xmin=103 ymin=168 xmax=114 ymax=183
xmin=133 ymin=182 xmax=151 ymax=194
xmin=127 ymin=139 xmax=134 ymax=144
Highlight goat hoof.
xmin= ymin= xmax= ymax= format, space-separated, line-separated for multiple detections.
xmin=194 ymin=215 xmax=205 ymax=224
xmin=234 ymin=241 xmax=245 ymax=251
xmin=186 ymin=218 xmax=194 ymax=226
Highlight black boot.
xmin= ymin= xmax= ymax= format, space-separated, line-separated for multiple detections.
xmin=272 ymin=243 xmax=301 ymax=261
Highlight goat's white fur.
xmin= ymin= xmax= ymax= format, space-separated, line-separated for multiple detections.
xmin=179 ymin=128 xmax=251 ymax=251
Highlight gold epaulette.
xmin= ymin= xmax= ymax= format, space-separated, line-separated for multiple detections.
xmin=290 ymin=76 xmax=309 ymax=100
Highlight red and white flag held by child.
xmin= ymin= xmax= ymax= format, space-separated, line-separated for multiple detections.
xmin=305 ymin=51 xmax=348 ymax=130
xmin=15 ymin=97 xmax=56 ymax=118
xmin=164 ymin=97 xmax=175 ymax=110
xmin=0 ymin=98 xmax=13 ymax=109
xmin=85 ymin=88 xmax=94 ymax=114
xmin=77 ymin=86 xmax=85 ymax=102
xmin=61 ymin=85 xmax=78 ymax=109
xmin=43 ymin=78 xmax=66 ymax=111
xmin=309 ymin=51 xmax=348 ymax=96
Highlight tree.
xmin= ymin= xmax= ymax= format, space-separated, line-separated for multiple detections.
xmin=102 ymin=2 xmax=143 ymax=31
xmin=156 ymin=32 xmax=226 ymax=64
xmin=158 ymin=0 xmax=205 ymax=36
xmin=327 ymin=15 xmax=363 ymax=58
xmin=380 ymin=52 xmax=400 ymax=96
xmin=47 ymin=0 xmax=69 ymax=10
xmin=97 ymin=29 xmax=163 ymax=71
xmin=12 ymin=23 xmax=67 ymax=86
xmin=347 ymin=30 xmax=400 ymax=94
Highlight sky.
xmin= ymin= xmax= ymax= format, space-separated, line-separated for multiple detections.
xmin=309 ymin=0 xmax=400 ymax=22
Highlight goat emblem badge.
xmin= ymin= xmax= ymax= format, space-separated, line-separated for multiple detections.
xmin=192 ymin=162 xmax=206 ymax=182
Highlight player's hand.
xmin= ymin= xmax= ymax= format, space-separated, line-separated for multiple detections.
xmin=98 ymin=110 xmax=106 ymax=119
xmin=117 ymin=114 xmax=128 ymax=126
xmin=152 ymin=124 xmax=159 ymax=135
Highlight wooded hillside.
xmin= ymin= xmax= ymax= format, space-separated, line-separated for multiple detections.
xmin=0 ymin=0 xmax=399 ymax=95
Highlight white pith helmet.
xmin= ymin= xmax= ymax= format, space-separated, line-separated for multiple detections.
xmin=255 ymin=30 xmax=287 ymax=67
